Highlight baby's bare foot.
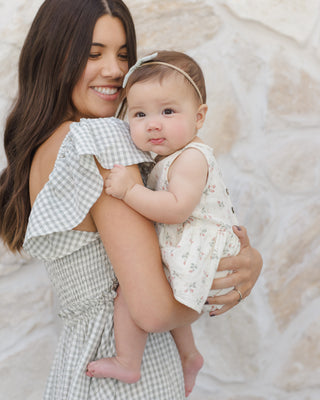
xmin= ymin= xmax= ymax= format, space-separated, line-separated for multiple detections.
xmin=181 ymin=351 xmax=204 ymax=397
xmin=86 ymin=357 xmax=140 ymax=383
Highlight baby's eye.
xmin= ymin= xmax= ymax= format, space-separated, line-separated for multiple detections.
xmin=163 ymin=108 xmax=175 ymax=115
xmin=135 ymin=112 xmax=146 ymax=118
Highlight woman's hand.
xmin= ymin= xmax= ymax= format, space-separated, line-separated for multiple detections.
xmin=206 ymin=226 xmax=263 ymax=316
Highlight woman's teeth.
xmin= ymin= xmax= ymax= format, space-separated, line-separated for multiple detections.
xmin=94 ymin=87 xmax=118 ymax=95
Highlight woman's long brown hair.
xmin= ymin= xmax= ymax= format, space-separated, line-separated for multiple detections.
xmin=0 ymin=0 xmax=137 ymax=252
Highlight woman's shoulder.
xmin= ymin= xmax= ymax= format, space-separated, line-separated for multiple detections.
xmin=36 ymin=121 xmax=72 ymax=162
xmin=29 ymin=121 xmax=72 ymax=206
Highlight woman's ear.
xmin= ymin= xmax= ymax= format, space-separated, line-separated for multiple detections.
xmin=196 ymin=104 xmax=208 ymax=129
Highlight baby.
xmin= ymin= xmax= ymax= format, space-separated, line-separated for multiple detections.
xmin=87 ymin=51 xmax=241 ymax=397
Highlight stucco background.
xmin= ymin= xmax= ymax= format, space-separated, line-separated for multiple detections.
xmin=1 ymin=1 xmax=320 ymax=399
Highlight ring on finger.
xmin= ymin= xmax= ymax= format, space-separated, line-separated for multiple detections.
xmin=234 ymin=286 xmax=243 ymax=303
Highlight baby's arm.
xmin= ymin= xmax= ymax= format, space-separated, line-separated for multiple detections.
xmin=105 ymin=148 xmax=208 ymax=224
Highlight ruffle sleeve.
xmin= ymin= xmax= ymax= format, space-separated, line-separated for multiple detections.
xmin=23 ymin=117 xmax=154 ymax=260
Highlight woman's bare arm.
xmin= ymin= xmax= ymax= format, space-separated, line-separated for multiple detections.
xmin=91 ymin=163 xmax=199 ymax=332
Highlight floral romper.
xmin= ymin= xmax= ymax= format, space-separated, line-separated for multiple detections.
xmin=147 ymin=142 xmax=241 ymax=313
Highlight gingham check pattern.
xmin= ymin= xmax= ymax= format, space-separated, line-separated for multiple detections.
xmin=24 ymin=117 xmax=154 ymax=259
xmin=23 ymin=118 xmax=185 ymax=399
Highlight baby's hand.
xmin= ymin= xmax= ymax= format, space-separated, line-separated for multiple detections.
xmin=105 ymin=164 xmax=135 ymax=200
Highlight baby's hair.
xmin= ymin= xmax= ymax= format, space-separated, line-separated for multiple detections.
xmin=125 ymin=50 xmax=207 ymax=104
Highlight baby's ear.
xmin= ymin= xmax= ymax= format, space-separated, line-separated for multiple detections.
xmin=196 ymin=104 xmax=208 ymax=129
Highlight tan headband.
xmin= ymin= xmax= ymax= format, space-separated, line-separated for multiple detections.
xmin=122 ymin=52 xmax=203 ymax=104
xmin=144 ymin=61 xmax=203 ymax=104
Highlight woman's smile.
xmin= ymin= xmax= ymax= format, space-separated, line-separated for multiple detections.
xmin=91 ymin=85 xmax=122 ymax=101
xmin=92 ymin=86 xmax=119 ymax=95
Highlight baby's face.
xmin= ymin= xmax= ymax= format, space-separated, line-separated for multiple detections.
xmin=126 ymin=75 xmax=204 ymax=156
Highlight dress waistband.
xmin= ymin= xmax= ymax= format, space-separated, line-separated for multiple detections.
xmin=58 ymin=289 xmax=117 ymax=322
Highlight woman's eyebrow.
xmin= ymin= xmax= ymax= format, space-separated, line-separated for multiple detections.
xmin=91 ymin=42 xmax=105 ymax=48
xmin=91 ymin=43 xmax=128 ymax=49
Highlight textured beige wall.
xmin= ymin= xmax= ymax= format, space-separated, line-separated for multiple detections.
xmin=1 ymin=1 xmax=320 ymax=399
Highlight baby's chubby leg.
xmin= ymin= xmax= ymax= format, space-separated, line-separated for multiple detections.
xmin=86 ymin=287 xmax=147 ymax=383
xmin=171 ymin=325 xmax=204 ymax=397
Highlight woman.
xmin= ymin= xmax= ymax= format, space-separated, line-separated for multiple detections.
xmin=0 ymin=0 xmax=262 ymax=398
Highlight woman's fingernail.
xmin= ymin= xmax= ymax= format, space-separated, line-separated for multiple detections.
xmin=210 ymin=314 xmax=216 ymax=317
xmin=235 ymin=225 xmax=241 ymax=231
xmin=205 ymin=301 xmax=209 ymax=305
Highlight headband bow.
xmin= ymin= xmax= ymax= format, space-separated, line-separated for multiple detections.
xmin=122 ymin=52 xmax=158 ymax=88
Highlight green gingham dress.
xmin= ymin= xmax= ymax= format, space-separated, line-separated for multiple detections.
xmin=23 ymin=118 xmax=185 ymax=400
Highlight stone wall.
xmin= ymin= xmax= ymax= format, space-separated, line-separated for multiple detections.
xmin=1 ymin=0 xmax=319 ymax=399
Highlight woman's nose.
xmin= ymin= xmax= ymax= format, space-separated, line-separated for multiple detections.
xmin=101 ymin=57 xmax=124 ymax=80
